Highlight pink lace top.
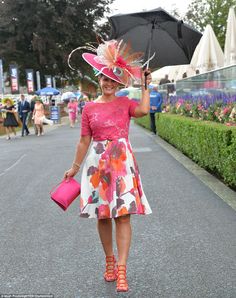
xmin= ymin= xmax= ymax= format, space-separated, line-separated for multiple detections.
xmin=81 ymin=97 xmax=138 ymax=141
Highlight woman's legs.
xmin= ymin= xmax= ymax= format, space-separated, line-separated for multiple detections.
xmin=97 ymin=215 xmax=132 ymax=263
xmin=114 ymin=215 xmax=132 ymax=265
xmin=11 ymin=127 xmax=16 ymax=136
xmin=98 ymin=218 xmax=118 ymax=282
xmin=71 ymin=119 xmax=75 ymax=127
xmin=115 ymin=215 xmax=131 ymax=292
xmin=97 ymin=215 xmax=131 ymax=291
xmin=97 ymin=218 xmax=114 ymax=256
xmin=5 ymin=127 xmax=10 ymax=139
xmin=36 ymin=124 xmax=41 ymax=136
xmin=69 ymin=115 xmax=74 ymax=127
xmin=40 ymin=124 xmax=44 ymax=135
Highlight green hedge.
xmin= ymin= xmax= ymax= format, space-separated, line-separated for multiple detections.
xmin=135 ymin=114 xmax=236 ymax=189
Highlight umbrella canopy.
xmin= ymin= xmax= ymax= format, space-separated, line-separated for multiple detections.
xmin=61 ymin=91 xmax=76 ymax=101
xmin=190 ymin=24 xmax=224 ymax=73
xmin=108 ymin=7 xmax=202 ymax=69
xmin=74 ymin=91 xmax=82 ymax=99
xmin=35 ymin=87 xmax=60 ymax=96
xmin=224 ymin=7 xmax=236 ymax=66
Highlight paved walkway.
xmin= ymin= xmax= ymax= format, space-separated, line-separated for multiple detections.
xmin=0 ymin=118 xmax=235 ymax=298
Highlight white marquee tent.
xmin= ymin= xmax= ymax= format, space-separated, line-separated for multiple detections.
xmin=224 ymin=7 xmax=236 ymax=66
xmin=190 ymin=24 xmax=224 ymax=73
xmin=151 ymin=64 xmax=195 ymax=83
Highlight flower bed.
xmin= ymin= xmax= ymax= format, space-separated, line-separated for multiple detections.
xmin=135 ymin=114 xmax=236 ymax=189
xmin=164 ymin=96 xmax=236 ymax=125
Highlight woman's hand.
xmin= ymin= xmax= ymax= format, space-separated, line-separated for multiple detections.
xmin=63 ymin=167 xmax=78 ymax=180
xmin=141 ymin=69 xmax=152 ymax=87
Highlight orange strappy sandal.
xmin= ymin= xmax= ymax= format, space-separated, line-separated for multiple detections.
xmin=116 ymin=265 xmax=129 ymax=292
xmin=104 ymin=255 xmax=117 ymax=282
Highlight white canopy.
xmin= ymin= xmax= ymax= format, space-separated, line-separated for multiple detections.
xmin=224 ymin=7 xmax=236 ymax=66
xmin=190 ymin=24 xmax=224 ymax=73
xmin=151 ymin=64 xmax=195 ymax=83
xmin=151 ymin=65 xmax=178 ymax=83
xmin=175 ymin=64 xmax=196 ymax=81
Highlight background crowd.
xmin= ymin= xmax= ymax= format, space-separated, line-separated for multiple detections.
xmin=0 ymin=94 xmax=90 ymax=140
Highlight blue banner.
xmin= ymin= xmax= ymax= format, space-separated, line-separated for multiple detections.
xmin=50 ymin=106 xmax=60 ymax=123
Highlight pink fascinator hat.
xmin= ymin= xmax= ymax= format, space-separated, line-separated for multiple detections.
xmin=68 ymin=39 xmax=144 ymax=86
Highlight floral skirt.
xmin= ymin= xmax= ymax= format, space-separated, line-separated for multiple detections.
xmin=80 ymin=138 xmax=152 ymax=219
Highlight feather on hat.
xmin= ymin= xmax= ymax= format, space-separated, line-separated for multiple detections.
xmin=68 ymin=39 xmax=144 ymax=86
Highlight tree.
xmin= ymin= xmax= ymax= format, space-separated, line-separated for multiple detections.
xmin=0 ymin=0 xmax=114 ymax=84
xmin=184 ymin=0 xmax=236 ymax=49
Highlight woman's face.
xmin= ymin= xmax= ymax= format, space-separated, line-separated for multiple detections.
xmin=99 ymin=75 xmax=119 ymax=96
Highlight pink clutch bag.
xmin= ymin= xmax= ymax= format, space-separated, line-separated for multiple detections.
xmin=50 ymin=178 xmax=81 ymax=211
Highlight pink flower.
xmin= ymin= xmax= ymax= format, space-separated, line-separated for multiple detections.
xmin=198 ymin=105 xmax=203 ymax=111
xmin=186 ymin=104 xmax=191 ymax=111
xmin=223 ymin=107 xmax=230 ymax=115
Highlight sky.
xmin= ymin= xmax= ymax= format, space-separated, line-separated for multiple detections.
xmin=108 ymin=0 xmax=192 ymax=18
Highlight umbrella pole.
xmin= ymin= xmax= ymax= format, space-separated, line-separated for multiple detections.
xmin=144 ymin=21 xmax=155 ymax=89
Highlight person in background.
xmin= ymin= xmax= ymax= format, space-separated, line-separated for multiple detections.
xmin=168 ymin=81 xmax=176 ymax=94
xmin=149 ymin=86 xmax=163 ymax=135
xmin=30 ymin=95 xmax=38 ymax=135
xmin=1 ymin=98 xmax=18 ymax=140
xmin=63 ymin=39 xmax=152 ymax=293
xmin=33 ymin=98 xmax=45 ymax=136
xmin=159 ymin=74 xmax=170 ymax=85
xmin=18 ymin=94 xmax=30 ymax=137
xmin=67 ymin=97 xmax=78 ymax=127
xmin=78 ymin=97 xmax=86 ymax=114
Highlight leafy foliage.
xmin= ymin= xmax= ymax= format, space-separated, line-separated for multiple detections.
xmin=184 ymin=0 xmax=236 ymax=49
xmin=135 ymin=114 xmax=236 ymax=188
xmin=0 ymin=0 xmax=113 ymax=82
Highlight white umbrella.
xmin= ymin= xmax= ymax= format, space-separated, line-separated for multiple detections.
xmin=224 ymin=7 xmax=236 ymax=66
xmin=190 ymin=24 xmax=224 ymax=73
xmin=61 ymin=91 xmax=76 ymax=101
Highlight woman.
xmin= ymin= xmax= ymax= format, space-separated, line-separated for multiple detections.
xmin=67 ymin=97 xmax=78 ymax=127
xmin=1 ymin=98 xmax=18 ymax=140
xmin=33 ymin=98 xmax=44 ymax=136
xmin=64 ymin=40 xmax=152 ymax=292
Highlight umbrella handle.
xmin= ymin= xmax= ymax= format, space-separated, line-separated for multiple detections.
xmin=144 ymin=71 xmax=149 ymax=90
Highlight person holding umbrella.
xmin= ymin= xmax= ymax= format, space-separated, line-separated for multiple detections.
xmin=64 ymin=39 xmax=152 ymax=293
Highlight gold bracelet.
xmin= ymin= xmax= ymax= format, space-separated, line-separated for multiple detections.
xmin=72 ymin=162 xmax=80 ymax=170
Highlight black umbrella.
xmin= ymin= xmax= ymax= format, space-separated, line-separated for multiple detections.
xmin=108 ymin=7 xmax=202 ymax=70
